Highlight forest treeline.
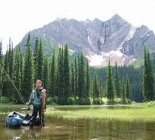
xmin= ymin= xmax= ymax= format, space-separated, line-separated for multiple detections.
xmin=0 ymin=33 xmax=154 ymax=105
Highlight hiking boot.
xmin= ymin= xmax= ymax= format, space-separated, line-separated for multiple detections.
xmin=29 ymin=123 xmax=33 ymax=128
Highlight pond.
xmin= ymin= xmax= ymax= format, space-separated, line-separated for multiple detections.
xmin=0 ymin=105 xmax=155 ymax=140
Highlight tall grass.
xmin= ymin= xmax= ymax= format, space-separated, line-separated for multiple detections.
xmin=45 ymin=103 xmax=155 ymax=122
xmin=1 ymin=102 xmax=155 ymax=122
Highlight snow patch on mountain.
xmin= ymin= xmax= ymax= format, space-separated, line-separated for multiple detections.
xmin=87 ymin=50 xmax=125 ymax=66
xmin=87 ymin=35 xmax=92 ymax=45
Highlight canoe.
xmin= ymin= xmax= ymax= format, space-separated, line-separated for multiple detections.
xmin=5 ymin=111 xmax=40 ymax=128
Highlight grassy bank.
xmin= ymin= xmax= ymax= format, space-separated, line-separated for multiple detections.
xmin=46 ymin=102 xmax=155 ymax=122
xmin=1 ymin=102 xmax=155 ymax=122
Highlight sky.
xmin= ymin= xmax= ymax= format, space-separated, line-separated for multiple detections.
xmin=0 ymin=0 xmax=155 ymax=53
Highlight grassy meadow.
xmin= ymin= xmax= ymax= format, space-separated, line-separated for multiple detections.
xmin=1 ymin=102 xmax=155 ymax=122
xmin=46 ymin=102 xmax=155 ymax=122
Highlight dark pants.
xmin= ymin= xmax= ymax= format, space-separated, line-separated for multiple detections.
xmin=30 ymin=106 xmax=45 ymax=127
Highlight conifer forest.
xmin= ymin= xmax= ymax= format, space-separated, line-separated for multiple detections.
xmin=0 ymin=33 xmax=154 ymax=105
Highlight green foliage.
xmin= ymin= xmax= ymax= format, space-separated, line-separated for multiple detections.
xmin=22 ymin=33 xmax=34 ymax=101
xmin=0 ymin=41 xmax=3 ymax=98
xmin=0 ymin=96 xmax=10 ymax=103
xmin=14 ymin=45 xmax=23 ymax=103
xmin=2 ymin=34 xmax=155 ymax=106
xmin=121 ymin=78 xmax=126 ymax=104
xmin=47 ymin=97 xmax=58 ymax=105
xmin=77 ymin=98 xmax=91 ymax=105
xmin=49 ymin=49 xmax=57 ymax=97
xmin=125 ymin=75 xmax=130 ymax=100
xmin=142 ymin=48 xmax=154 ymax=101
xmin=114 ymin=62 xmax=121 ymax=98
xmin=43 ymin=55 xmax=49 ymax=94
xmin=106 ymin=60 xmax=114 ymax=103
xmin=93 ymin=98 xmax=104 ymax=105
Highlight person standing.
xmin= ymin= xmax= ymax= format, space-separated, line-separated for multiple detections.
xmin=26 ymin=79 xmax=46 ymax=128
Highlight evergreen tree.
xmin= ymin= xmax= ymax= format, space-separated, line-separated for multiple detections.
xmin=142 ymin=48 xmax=154 ymax=101
xmin=77 ymin=53 xmax=86 ymax=104
xmin=74 ymin=57 xmax=78 ymax=102
xmin=114 ymin=62 xmax=121 ymax=98
xmin=2 ymin=50 xmax=9 ymax=97
xmin=121 ymin=78 xmax=126 ymax=104
xmin=106 ymin=59 xmax=114 ymax=103
xmin=93 ymin=73 xmax=100 ymax=98
xmin=33 ymin=37 xmax=39 ymax=82
xmin=57 ymin=47 xmax=64 ymax=103
xmin=93 ymin=73 xmax=100 ymax=104
xmin=63 ymin=44 xmax=71 ymax=104
xmin=50 ymin=49 xmax=57 ymax=97
xmin=125 ymin=75 xmax=130 ymax=102
xmin=5 ymin=38 xmax=14 ymax=101
xmin=71 ymin=62 xmax=75 ymax=100
xmin=14 ymin=45 xmax=23 ymax=103
xmin=85 ymin=59 xmax=90 ymax=98
xmin=36 ymin=39 xmax=44 ymax=81
xmin=43 ymin=55 xmax=49 ymax=95
xmin=146 ymin=50 xmax=154 ymax=101
xmin=0 ymin=40 xmax=3 ymax=100
xmin=22 ymin=33 xmax=34 ymax=101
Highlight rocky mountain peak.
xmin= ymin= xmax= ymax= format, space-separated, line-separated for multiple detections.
xmin=19 ymin=14 xmax=155 ymax=67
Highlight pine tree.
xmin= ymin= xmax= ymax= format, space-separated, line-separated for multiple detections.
xmin=57 ymin=47 xmax=64 ymax=103
xmin=125 ymin=75 xmax=130 ymax=102
xmin=142 ymin=48 xmax=154 ymax=101
xmin=43 ymin=55 xmax=49 ymax=95
xmin=146 ymin=50 xmax=154 ymax=101
xmin=71 ymin=62 xmax=75 ymax=100
xmin=77 ymin=53 xmax=86 ymax=104
xmin=63 ymin=44 xmax=71 ymax=104
xmin=74 ymin=57 xmax=78 ymax=103
xmin=0 ymin=40 xmax=3 ymax=100
xmin=22 ymin=33 xmax=34 ymax=101
xmin=106 ymin=59 xmax=114 ymax=103
xmin=7 ymin=38 xmax=14 ymax=101
xmin=85 ymin=59 xmax=90 ymax=98
xmin=2 ymin=50 xmax=9 ymax=97
xmin=114 ymin=62 xmax=121 ymax=98
xmin=121 ymin=78 xmax=126 ymax=104
xmin=14 ymin=45 xmax=23 ymax=103
xmin=33 ymin=37 xmax=39 ymax=82
xmin=37 ymin=39 xmax=44 ymax=81
xmin=50 ymin=49 xmax=57 ymax=97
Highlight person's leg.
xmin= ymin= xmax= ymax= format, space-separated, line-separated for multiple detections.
xmin=39 ymin=107 xmax=45 ymax=127
xmin=30 ymin=106 xmax=38 ymax=127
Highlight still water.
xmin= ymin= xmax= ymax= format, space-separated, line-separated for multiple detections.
xmin=1 ymin=106 xmax=155 ymax=140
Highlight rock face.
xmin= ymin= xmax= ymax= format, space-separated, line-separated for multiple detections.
xmin=19 ymin=14 xmax=155 ymax=66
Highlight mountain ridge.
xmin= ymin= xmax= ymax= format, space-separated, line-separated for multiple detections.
xmin=19 ymin=14 xmax=155 ymax=67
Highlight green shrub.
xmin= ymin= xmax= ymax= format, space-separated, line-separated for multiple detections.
xmin=93 ymin=98 xmax=105 ymax=105
xmin=77 ymin=98 xmax=91 ymax=105
xmin=0 ymin=96 xmax=10 ymax=103
xmin=47 ymin=97 xmax=59 ymax=105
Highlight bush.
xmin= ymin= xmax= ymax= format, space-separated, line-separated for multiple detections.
xmin=0 ymin=96 xmax=10 ymax=103
xmin=66 ymin=97 xmax=75 ymax=105
xmin=93 ymin=98 xmax=105 ymax=105
xmin=77 ymin=98 xmax=91 ymax=105
xmin=47 ymin=97 xmax=58 ymax=105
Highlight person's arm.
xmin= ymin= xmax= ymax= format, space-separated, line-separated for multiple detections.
xmin=26 ymin=92 xmax=33 ymax=106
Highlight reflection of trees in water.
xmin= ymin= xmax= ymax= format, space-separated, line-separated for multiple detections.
xmin=144 ymin=122 xmax=155 ymax=139
xmin=4 ymin=119 xmax=155 ymax=139
xmin=5 ymin=127 xmax=43 ymax=139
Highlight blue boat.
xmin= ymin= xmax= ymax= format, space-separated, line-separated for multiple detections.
xmin=5 ymin=111 xmax=40 ymax=128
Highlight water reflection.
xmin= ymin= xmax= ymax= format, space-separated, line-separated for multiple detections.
xmin=1 ymin=106 xmax=155 ymax=139
xmin=2 ymin=118 xmax=155 ymax=140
